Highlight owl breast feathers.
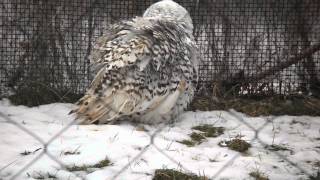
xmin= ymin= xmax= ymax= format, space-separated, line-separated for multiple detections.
xmin=71 ymin=1 xmax=200 ymax=124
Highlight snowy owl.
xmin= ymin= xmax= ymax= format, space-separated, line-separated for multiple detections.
xmin=71 ymin=0 xmax=200 ymax=124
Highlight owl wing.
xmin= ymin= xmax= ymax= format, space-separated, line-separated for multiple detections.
xmin=72 ymin=17 xmax=193 ymax=124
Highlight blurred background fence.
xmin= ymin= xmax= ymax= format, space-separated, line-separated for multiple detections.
xmin=1 ymin=0 xmax=320 ymax=106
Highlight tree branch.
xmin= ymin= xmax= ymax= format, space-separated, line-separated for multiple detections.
xmin=244 ymin=42 xmax=320 ymax=82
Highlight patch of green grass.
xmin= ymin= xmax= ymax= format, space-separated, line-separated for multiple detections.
xmin=66 ymin=158 xmax=111 ymax=172
xmin=314 ymin=161 xmax=320 ymax=168
xmin=309 ymin=171 xmax=320 ymax=180
xmin=152 ymin=169 xmax=208 ymax=180
xmin=63 ymin=150 xmax=80 ymax=155
xmin=190 ymin=132 xmax=206 ymax=143
xmin=249 ymin=170 xmax=269 ymax=180
xmin=47 ymin=173 xmax=57 ymax=179
xmin=219 ymin=138 xmax=251 ymax=152
xmin=20 ymin=150 xmax=32 ymax=156
xmin=66 ymin=164 xmax=89 ymax=172
xmin=265 ymin=144 xmax=293 ymax=154
xmin=209 ymin=158 xmax=219 ymax=162
xmin=62 ymin=146 xmax=81 ymax=156
xmin=92 ymin=159 xmax=111 ymax=168
xmin=177 ymin=139 xmax=196 ymax=147
xmin=20 ymin=148 xmax=42 ymax=156
xmin=31 ymin=172 xmax=57 ymax=179
xmin=177 ymin=124 xmax=225 ymax=147
xmin=192 ymin=124 xmax=225 ymax=138
xmin=176 ymin=132 xmax=207 ymax=147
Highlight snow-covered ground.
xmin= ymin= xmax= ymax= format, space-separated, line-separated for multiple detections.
xmin=0 ymin=99 xmax=319 ymax=180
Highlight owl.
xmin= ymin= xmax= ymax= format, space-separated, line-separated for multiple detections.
xmin=71 ymin=0 xmax=200 ymax=124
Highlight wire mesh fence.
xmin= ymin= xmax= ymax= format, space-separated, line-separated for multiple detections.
xmin=0 ymin=0 xmax=320 ymax=179
xmin=1 ymin=104 xmax=319 ymax=179
xmin=1 ymin=0 xmax=320 ymax=103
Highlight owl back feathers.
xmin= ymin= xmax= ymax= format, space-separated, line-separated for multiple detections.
xmin=71 ymin=17 xmax=199 ymax=124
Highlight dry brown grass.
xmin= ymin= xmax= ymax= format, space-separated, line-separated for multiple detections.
xmin=190 ymin=95 xmax=320 ymax=116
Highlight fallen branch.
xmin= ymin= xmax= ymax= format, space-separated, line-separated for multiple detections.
xmin=244 ymin=42 xmax=320 ymax=82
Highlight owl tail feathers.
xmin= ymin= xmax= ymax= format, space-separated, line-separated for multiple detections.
xmin=69 ymin=92 xmax=138 ymax=124
xmin=68 ymin=94 xmax=111 ymax=124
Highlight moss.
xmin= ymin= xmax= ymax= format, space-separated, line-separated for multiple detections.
xmin=192 ymin=124 xmax=225 ymax=138
xmin=219 ymin=138 xmax=251 ymax=152
xmin=249 ymin=170 xmax=269 ymax=180
xmin=153 ymin=169 xmax=208 ymax=180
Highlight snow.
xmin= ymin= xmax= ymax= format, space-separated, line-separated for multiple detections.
xmin=0 ymin=99 xmax=319 ymax=180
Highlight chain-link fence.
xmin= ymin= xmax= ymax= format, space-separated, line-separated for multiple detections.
xmin=1 ymin=0 xmax=320 ymax=102
xmin=0 ymin=0 xmax=320 ymax=179
xmin=1 ymin=103 xmax=319 ymax=179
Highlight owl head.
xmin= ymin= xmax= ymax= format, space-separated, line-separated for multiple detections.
xmin=143 ymin=0 xmax=193 ymax=33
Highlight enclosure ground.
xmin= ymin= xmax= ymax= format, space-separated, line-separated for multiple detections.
xmin=0 ymin=99 xmax=319 ymax=180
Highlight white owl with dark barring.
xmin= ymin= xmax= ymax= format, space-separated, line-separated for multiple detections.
xmin=71 ymin=0 xmax=200 ymax=124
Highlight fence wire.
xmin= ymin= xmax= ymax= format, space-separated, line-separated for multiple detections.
xmin=0 ymin=0 xmax=320 ymax=101
xmin=0 ymin=0 xmax=320 ymax=180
